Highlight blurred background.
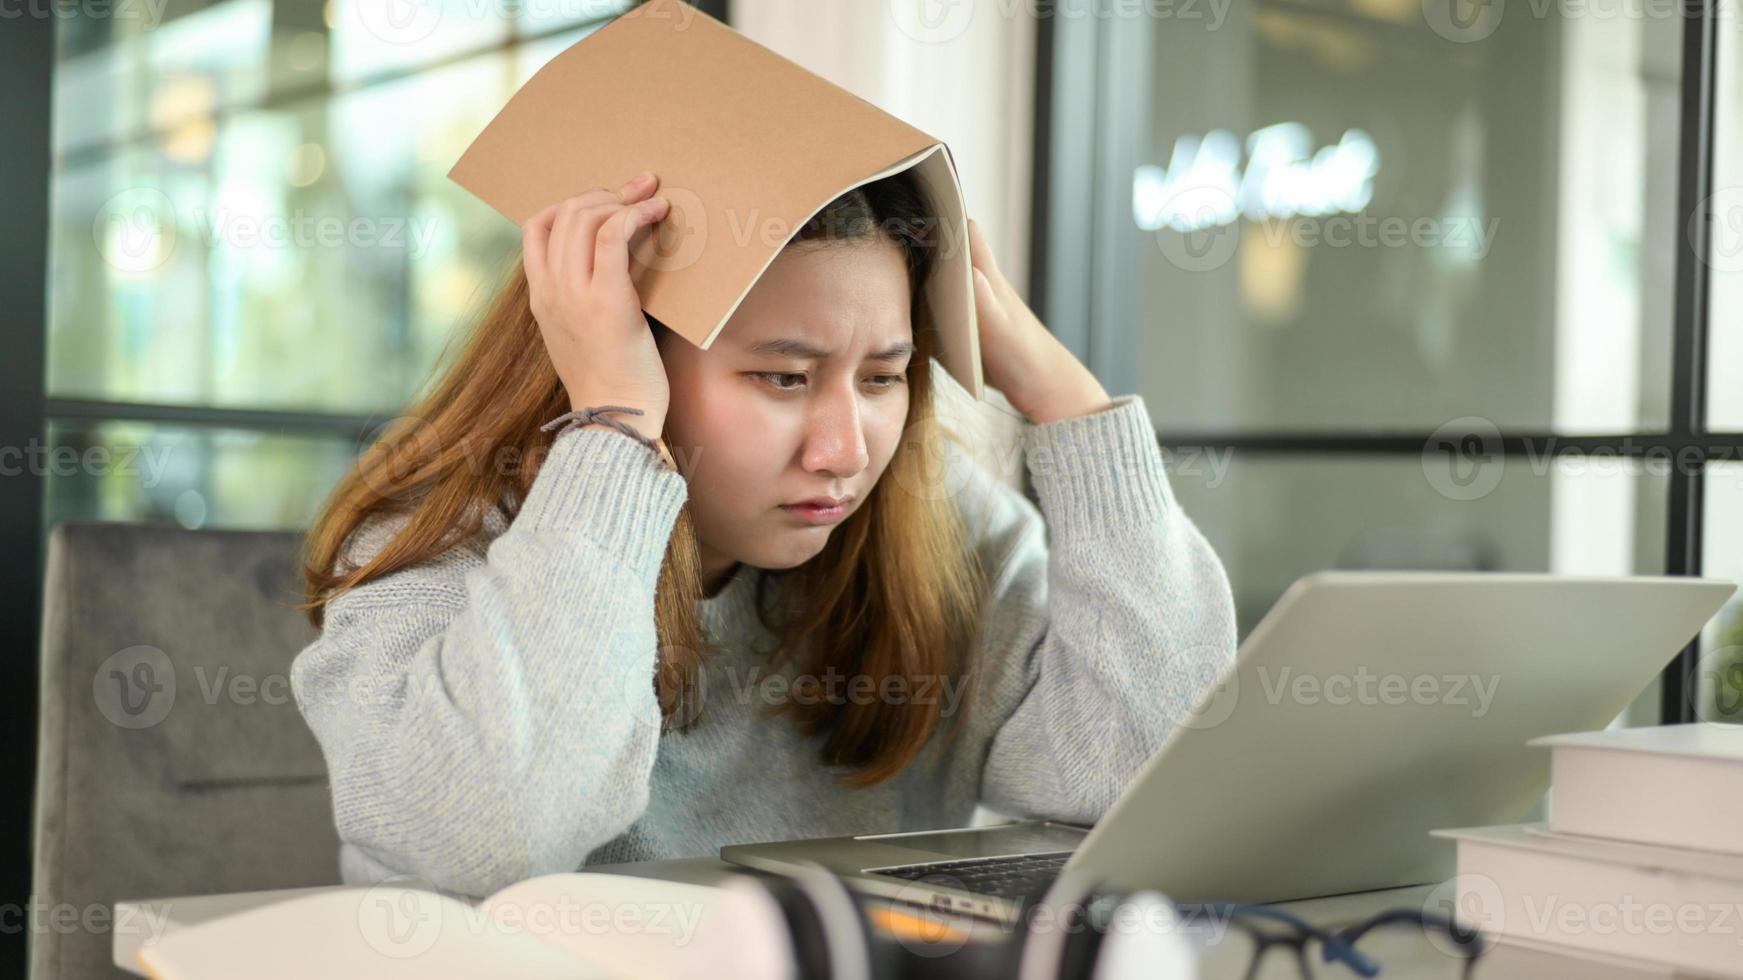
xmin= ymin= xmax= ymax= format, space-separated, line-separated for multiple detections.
xmin=6 ymin=0 xmax=1743 ymax=972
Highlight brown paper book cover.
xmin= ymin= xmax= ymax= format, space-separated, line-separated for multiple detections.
xmin=448 ymin=0 xmax=983 ymax=399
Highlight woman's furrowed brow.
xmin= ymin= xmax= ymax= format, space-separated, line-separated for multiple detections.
xmin=744 ymin=338 xmax=918 ymax=361
xmin=869 ymin=340 xmax=920 ymax=362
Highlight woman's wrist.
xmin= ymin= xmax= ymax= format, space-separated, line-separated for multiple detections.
xmin=567 ymin=396 xmax=664 ymax=432
xmin=571 ymin=404 xmax=672 ymax=463
xmin=544 ymin=402 xmax=674 ymax=469
xmin=577 ymin=414 xmax=666 ymax=445
xmin=1021 ymin=376 xmax=1114 ymax=425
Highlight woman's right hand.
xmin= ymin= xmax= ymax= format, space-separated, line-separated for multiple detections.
xmin=521 ymin=171 xmax=673 ymax=442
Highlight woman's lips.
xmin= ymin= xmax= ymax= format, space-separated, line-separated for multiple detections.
xmin=778 ymin=502 xmax=847 ymax=525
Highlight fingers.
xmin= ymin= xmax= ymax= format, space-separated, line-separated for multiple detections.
xmin=593 ymin=196 xmax=670 ymax=294
xmin=966 ymin=217 xmax=1011 ymax=302
xmin=522 ymin=208 xmax=555 ymax=298
xmin=555 ymin=187 xmax=661 ymax=282
xmin=522 ymin=203 xmax=558 ymax=298
xmin=971 ymin=263 xmax=1002 ymax=324
xmin=966 ymin=217 xmax=997 ymax=274
xmin=521 ymin=172 xmax=660 ymax=288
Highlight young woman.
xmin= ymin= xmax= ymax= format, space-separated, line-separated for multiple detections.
xmin=290 ymin=168 xmax=1237 ymax=898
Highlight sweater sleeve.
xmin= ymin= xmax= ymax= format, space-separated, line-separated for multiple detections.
xmin=971 ymin=393 xmax=1238 ymax=824
xmin=288 ymin=426 xmax=689 ymax=897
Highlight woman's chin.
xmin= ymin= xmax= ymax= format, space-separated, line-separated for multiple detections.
xmin=748 ymin=534 xmax=833 ymax=572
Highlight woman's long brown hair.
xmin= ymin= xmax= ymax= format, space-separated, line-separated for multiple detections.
xmin=300 ymin=171 xmax=988 ymax=789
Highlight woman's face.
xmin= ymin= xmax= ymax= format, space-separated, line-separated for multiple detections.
xmin=658 ymin=238 xmax=916 ymax=594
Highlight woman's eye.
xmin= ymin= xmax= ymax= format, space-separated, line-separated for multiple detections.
xmin=755 ymin=372 xmax=807 ymax=390
xmin=750 ymin=372 xmax=907 ymax=392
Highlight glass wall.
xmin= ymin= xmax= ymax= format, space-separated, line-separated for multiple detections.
xmin=46 ymin=0 xmax=632 ymax=530
xmin=1169 ymin=455 xmax=1667 ymax=636
xmin=1128 ymin=1 xmax=1679 ymax=435
xmin=1053 ymin=0 xmax=1737 ymax=724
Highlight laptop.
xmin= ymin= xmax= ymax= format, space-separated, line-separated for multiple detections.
xmin=719 ymin=571 xmax=1737 ymax=924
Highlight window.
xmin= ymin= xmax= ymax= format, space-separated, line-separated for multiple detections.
xmin=1168 ymin=455 xmax=1667 ymax=635
xmin=45 ymin=0 xmax=651 ymax=530
xmin=1040 ymin=1 xmax=1736 ymax=723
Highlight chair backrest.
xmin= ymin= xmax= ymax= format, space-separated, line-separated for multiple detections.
xmin=31 ymin=521 xmax=341 ymax=980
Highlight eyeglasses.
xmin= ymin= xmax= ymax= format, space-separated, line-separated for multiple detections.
xmin=1180 ymin=901 xmax=1490 ymax=979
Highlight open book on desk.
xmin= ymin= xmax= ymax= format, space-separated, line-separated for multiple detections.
xmin=134 ymin=871 xmax=782 ymax=980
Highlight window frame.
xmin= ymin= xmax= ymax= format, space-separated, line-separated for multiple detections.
xmin=3 ymin=12 xmax=51 ymax=976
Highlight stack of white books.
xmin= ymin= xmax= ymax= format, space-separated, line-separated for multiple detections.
xmin=1432 ymin=722 xmax=1743 ymax=978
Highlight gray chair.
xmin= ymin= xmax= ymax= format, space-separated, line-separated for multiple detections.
xmin=31 ymin=522 xmax=342 ymax=979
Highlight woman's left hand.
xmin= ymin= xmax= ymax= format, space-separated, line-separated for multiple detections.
xmin=967 ymin=217 xmax=1114 ymax=424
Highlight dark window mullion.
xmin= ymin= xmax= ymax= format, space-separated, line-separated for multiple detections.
xmin=3 ymin=12 xmax=52 ymax=976
xmin=1662 ymin=0 xmax=1720 ymax=724
xmin=1155 ymin=434 xmax=1743 ymax=455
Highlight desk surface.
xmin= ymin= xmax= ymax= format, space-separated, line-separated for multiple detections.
xmin=113 ymin=858 xmax=1679 ymax=979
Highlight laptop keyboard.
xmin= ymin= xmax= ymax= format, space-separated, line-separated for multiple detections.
xmin=868 ymin=851 xmax=1073 ymax=900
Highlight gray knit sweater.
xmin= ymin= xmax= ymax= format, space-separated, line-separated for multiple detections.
xmin=288 ymin=393 xmax=1237 ymax=899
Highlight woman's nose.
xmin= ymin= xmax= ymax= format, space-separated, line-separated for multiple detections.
xmin=800 ymin=387 xmax=870 ymax=477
